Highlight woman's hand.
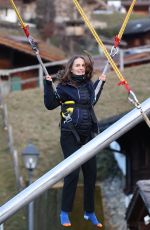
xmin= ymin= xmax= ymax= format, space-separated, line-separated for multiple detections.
xmin=46 ymin=75 xmax=52 ymax=81
xmin=99 ymin=74 xmax=106 ymax=81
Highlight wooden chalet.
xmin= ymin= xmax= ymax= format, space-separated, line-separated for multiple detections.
xmin=0 ymin=0 xmax=35 ymax=8
xmin=122 ymin=18 xmax=150 ymax=47
xmin=122 ymin=0 xmax=150 ymax=15
xmin=0 ymin=34 xmax=65 ymax=91
xmin=99 ymin=114 xmax=150 ymax=195
xmin=126 ymin=180 xmax=150 ymax=229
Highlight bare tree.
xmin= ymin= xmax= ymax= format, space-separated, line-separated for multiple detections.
xmin=36 ymin=0 xmax=56 ymax=29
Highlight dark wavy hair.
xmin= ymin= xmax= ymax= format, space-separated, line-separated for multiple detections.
xmin=59 ymin=54 xmax=94 ymax=84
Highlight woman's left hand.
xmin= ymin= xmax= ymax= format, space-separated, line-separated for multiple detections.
xmin=99 ymin=74 xmax=106 ymax=81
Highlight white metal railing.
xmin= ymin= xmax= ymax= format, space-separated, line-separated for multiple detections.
xmin=0 ymin=97 xmax=149 ymax=224
xmin=119 ymin=45 xmax=150 ymax=71
xmin=0 ymin=59 xmax=68 ymax=91
xmin=0 ymin=59 xmax=68 ymax=76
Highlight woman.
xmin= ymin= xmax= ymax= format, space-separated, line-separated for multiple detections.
xmin=44 ymin=54 xmax=106 ymax=228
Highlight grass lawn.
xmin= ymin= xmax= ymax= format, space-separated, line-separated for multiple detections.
xmin=91 ymin=12 xmax=149 ymax=38
xmin=92 ymin=12 xmax=148 ymax=29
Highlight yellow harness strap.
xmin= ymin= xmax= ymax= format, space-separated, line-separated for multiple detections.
xmin=61 ymin=101 xmax=75 ymax=119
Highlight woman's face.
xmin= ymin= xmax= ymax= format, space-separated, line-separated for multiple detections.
xmin=71 ymin=58 xmax=85 ymax=75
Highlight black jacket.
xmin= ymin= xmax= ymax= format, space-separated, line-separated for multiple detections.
xmin=44 ymin=79 xmax=105 ymax=134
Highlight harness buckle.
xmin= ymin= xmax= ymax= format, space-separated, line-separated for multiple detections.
xmin=63 ymin=112 xmax=72 ymax=123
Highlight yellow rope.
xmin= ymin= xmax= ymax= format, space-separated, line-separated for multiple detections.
xmin=118 ymin=0 xmax=137 ymax=40
xmin=10 ymin=0 xmax=26 ymax=28
xmin=73 ymin=0 xmax=125 ymax=82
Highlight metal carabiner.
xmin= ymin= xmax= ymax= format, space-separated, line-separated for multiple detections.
xmin=128 ymin=90 xmax=140 ymax=109
xmin=63 ymin=113 xmax=72 ymax=124
xmin=110 ymin=46 xmax=119 ymax=58
xmin=128 ymin=91 xmax=150 ymax=128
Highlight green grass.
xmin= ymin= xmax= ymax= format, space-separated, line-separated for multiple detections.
xmin=4 ymin=89 xmax=63 ymax=180
xmin=92 ymin=13 xmax=149 ymax=29
xmin=92 ymin=13 xmax=149 ymax=38
xmin=94 ymin=63 xmax=150 ymax=120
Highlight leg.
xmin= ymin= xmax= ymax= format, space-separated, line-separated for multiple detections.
xmin=82 ymin=157 xmax=102 ymax=228
xmin=60 ymin=131 xmax=80 ymax=210
xmin=82 ymin=156 xmax=96 ymax=212
xmin=61 ymin=168 xmax=80 ymax=211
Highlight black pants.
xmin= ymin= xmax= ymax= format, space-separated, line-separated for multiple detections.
xmin=60 ymin=130 xmax=96 ymax=212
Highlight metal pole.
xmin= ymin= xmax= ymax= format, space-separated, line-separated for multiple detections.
xmin=13 ymin=150 xmax=21 ymax=191
xmin=119 ymin=49 xmax=124 ymax=71
xmin=38 ymin=67 xmax=43 ymax=90
xmin=28 ymin=170 xmax=34 ymax=230
xmin=0 ymin=81 xmax=3 ymax=108
xmin=0 ymin=98 xmax=150 ymax=224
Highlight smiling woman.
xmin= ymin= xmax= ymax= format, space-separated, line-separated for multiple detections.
xmin=44 ymin=54 xmax=106 ymax=228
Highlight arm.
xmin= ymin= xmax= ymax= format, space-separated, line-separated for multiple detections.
xmin=44 ymin=75 xmax=61 ymax=110
xmin=93 ymin=74 xmax=106 ymax=105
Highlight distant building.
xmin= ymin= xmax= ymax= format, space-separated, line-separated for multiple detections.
xmin=122 ymin=0 xmax=150 ymax=15
xmin=122 ymin=19 xmax=150 ymax=47
xmin=126 ymin=180 xmax=150 ymax=229
xmin=0 ymin=0 xmax=36 ymax=23
xmin=107 ymin=0 xmax=121 ymax=11
xmin=0 ymin=34 xmax=65 ymax=92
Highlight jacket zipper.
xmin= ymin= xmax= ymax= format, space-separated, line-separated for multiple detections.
xmin=76 ymin=88 xmax=81 ymax=125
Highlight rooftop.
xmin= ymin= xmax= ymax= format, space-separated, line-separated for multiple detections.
xmin=123 ymin=18 xmax=150 ymax=35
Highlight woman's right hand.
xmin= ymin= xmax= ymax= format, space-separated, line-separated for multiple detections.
xmin=46 ymin=75 xmax=52 ymax=81
xmin=99 ymin=74 xmax=106 ymax=81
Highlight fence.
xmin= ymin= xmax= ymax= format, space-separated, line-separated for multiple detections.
xmin=0 ymin=59 xmax=68 ymax=95
xmin=98 ymin=44 xmax=150 ymax=71
xmin=1 ymin=46 xmax=150 ymax=95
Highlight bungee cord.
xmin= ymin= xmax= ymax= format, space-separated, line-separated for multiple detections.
xmin=9 ymin=0 xmax=57 ymax=95
xmin=117 ymin=0 xmax=137 ymax=42
xmin=103 ymin=0 xmax=137 ymax=75
xmin=73 ymin=0 xmax=150 ymax=128
xmin=73 ymin=0 xmax=127 ymax=83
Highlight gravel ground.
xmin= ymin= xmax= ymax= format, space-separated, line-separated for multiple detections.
xmin=100 ymin=175 xmax=127 ymax=230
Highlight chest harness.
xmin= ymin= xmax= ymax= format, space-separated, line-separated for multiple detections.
xmin=61 ymin=100 xmax=98 ymax=144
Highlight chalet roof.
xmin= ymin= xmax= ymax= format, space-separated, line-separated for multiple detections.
xmin=122 ymin=0 xmax=150 ymax=7
xmin=0 ymin=35 xmax=65 ymax=61
xmin=123 ymin=19 xmax=150 ymax=35
xmin=126 ymin=180 xmax=150 ymax=222
xmin=137 ymin=180 xmax=150 ymax=214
